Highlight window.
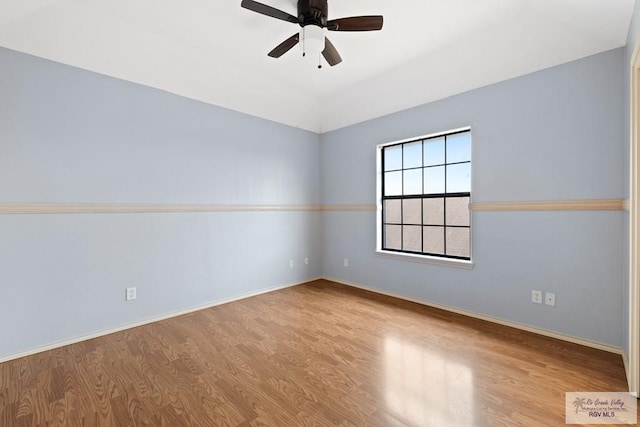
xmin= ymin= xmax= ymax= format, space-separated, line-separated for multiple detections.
xmin=379 ymin=128 xmax=471 ymax=262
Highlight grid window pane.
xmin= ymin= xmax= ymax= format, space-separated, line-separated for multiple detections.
xmin=402 ymin=226 xmax=422 ymax=252
xmin=423 ymin=226 xmax=444 ymax=254
xmin=447 ymin=132 xmax=471 ymax=163
xmin=403 ymin=141 xmax=422 ymax=169
xmin=385 ymin=225 xmax=402 ymax=250
xmin=424 ymin=166 xmax=445 ymax=194
xmin=403 ymin=169 xmax=422 ymax=195
xmin=385 ymin=171 xmax=402 ymax=196
xmin=423 ymin=198 xmax=444 ymax=225
xmin=446 ymin=228 xmax=470 ymax=258
xmin=424 ymin=137 xmax=445 ymax=166
xmin=402 ymin=199 xmax=422 ymax=224
xmin=384 ymin=200 xmax=401 ymax=223
xmin=446 ymin=163 xmax=471 ymax=193
xmin=385 ymin=145 xmax=403 ymax=171
xmin=446 ymin=197 xmax=470 ymax=227
xmin=381 ymin=130 xmax=471 ymax=260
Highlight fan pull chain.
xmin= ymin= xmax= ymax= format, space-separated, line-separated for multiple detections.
xmin=318 ymin=54 xmax=322 ymax=69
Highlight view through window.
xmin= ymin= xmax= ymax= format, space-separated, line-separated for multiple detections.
xmin=380 ymin=129 xmax=471 ymax=260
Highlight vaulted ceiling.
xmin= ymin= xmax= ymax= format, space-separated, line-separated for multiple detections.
xmin=0 ymin=0 xmax=635 ymax=133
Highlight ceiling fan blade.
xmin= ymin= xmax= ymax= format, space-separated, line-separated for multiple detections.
xmin=322 ymin=38 xmax=342 ymax=66
xmin=268 ymin=33 xmax=300 ymax=58
xmin=327 ymin=16 xmax=383 ymax=31
xmin=241 ymin=0 xmax=298 ymax=24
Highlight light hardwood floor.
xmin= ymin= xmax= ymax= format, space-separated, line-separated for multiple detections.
xmin=0 ymin=280 xmax=633 ymax=426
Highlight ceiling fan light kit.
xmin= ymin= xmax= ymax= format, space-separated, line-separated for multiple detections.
xmin=241 ymin=0 xmax=383 ymax=68
xmin=300 ymin=25 xmax=325 ymax=57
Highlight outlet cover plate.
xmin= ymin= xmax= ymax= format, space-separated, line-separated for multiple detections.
xmin=531 ymin=290 xmax=542 ymax=304
xmin=126 ymin=287 xmax=137 ymax=301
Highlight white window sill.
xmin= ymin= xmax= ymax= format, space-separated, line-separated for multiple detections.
xmin=375 ymin=250 xmax=474 ymax=269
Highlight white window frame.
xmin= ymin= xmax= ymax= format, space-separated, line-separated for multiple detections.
xmin=375 ymin=127 xmax=474 ymax=269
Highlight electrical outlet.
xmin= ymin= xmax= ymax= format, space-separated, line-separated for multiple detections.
xmin=545 ymin=292 xmax=556 ymax=306
xmin=304 ymin=257 xmax=309 ymax=265
xmin=531 ymin=290 xmax=542 ymax=304
xmin=126 ymin=287 xmax=137 ymax=301
xmin=343 ymin=258 xmax=349 ymax=267
xmin=289 ymin=260 xmax=294 ymax=269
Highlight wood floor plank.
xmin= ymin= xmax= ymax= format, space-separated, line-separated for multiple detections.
xmin=0 ymin=279 xmax=634 ymax=426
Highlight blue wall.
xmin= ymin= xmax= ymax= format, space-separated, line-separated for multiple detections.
xmin=0 ymin=43 xmax=630 ymax=359
xmin=321 ymin=48 xmax=626 ymax=347
xmin=0 ymin=47 xmax=322 ymax=359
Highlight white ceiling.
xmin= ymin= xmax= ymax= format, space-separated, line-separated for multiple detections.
xmin=0 ymin=0 xmax=635 ymax=133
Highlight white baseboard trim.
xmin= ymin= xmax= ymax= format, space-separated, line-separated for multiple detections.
xmin=0 ymin=277 xmax=320 ymax=364
xmin=324 ymin=276 xmax=624 ymax=355
xmin=1 ymin=275 xmax=624 ymax=365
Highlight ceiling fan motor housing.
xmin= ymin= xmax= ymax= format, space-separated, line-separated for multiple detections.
xmin=298 ymin=0 xmax=328 ymax=27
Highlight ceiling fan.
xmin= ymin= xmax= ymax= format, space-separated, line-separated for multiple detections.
xmin=241 ymin=0 xmax=383 ymax=68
